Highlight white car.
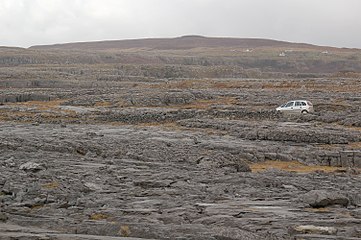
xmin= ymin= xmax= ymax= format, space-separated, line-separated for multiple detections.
xmin=276 ymin=100 xmax=314 ymax=114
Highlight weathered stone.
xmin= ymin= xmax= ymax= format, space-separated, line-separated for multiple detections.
xmin=19 ymin=161 xmax=44 ymax=172
xmin=4 ymin=157 xmax=16 ymax=168
xmin=133 ymin=180 xmax=173 ymax=189
xmin=348 ymin=193 xmax=361 ymax=207
xmin=0 ymin=212 xmax=8 ymax=222
xmin=291 ymin=225 xmax=337 ymax=235
xmin=301 ymin=190 xmax=349 ymax=208
xmin=197 ymin=152 xmax=251 ymax=172
xmin=340 ymin=151 xmax=355 ymax=167
xmin=354 ymin=151 xmax=361 ymax=168
xmin=83 ymin=182 xmax=103 ymax=192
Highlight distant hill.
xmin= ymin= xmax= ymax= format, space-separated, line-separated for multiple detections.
xmin=1 ymin=36 xmax=359 ymax=74
xmin=30 ymin=36 xmax=320 ymax=51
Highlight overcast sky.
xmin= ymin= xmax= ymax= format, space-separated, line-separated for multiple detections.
xmin=1 ymin=0 xmax=360 ymax=48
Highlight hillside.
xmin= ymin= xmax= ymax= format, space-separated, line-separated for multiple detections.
xmin=30 ymin=35 xmax=319 ymax=50
xmin=0 ymin=36 xmax=360 ymax=74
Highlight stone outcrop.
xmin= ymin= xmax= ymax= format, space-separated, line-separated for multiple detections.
xmin=300 ymin=190 xmax=349 ymax=208
xmin=1 ymin=123 xmax=361 ymax=239
xmin=0 ymin=61 xmax=360 ymax=239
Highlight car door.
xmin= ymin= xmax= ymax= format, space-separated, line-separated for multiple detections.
xmin=284 ymin=101 xmax=295 ymax=112
xmin=295 ymin=101 xmax=303 ymax=113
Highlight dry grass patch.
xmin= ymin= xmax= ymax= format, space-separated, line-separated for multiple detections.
xmin=94 ymin=101 xmax=113 ymax=107
xmin=0 ymin=111 xmax=35 ymax=122
xmin=136 ymin=122 xmax=184 ymax=132
xmin=0 ymin=108 xmax=79 ymax=123
xmin=348 ymin=142 xmax=361 ymax=149
xmin=30 ymin=205 xmax=44 ymax=210
xmin=12 ymin=99 xmax=66 ymax=110
xmin=304 ymin=207 xmax=332 ymax=213
xmin=250 ymin=160 xmax=347 ymax=173
xmin=0 ymin=98 xmax=81 ymax=123
xmin=42 ymin=182 xmax=60 ymax=190
xmin=346 ymin=126 xmax=361 ymax=132
xmin=260 ymin=79 xmax=361 ymax=93
xmin=0 ymin=110 xmax=8 ymax=122
xmin=89 ymin=213 xmax=109 ymax=221
xmin=212 ymin=81 xmax=246 ymax=89
xmin=119 ymin=225 xmax=130 ymax=237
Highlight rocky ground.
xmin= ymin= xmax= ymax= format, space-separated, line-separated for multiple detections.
xmin=1 ymin=43 xmax=361 ymax=239
xmin=1 ymin=121 xmax=361 ymax=240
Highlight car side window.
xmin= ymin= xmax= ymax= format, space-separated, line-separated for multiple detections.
xmin=301 ymin=102 xmax=307 ymax=106
xmin=285 ymin=102 xmax=294 ymax=107
xmin=295 ymin=102 xmax=301 ymax=106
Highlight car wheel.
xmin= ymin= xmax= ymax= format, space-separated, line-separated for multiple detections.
xmin=301 ymin=110 xmax=308 ymax=114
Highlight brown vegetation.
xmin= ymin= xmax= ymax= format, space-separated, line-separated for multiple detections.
xmin=250 ymin=160 xmax=349 ymax=173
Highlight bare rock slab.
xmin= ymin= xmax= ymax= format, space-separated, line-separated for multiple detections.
xmin=300 ymin=190 xmax=349 ymax=208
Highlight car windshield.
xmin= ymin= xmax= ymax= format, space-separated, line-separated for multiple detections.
xmin=285 ymin=102 xmax=294 ymax=107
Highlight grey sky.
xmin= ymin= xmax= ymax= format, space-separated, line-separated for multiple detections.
xmin=1 ymin=0 xmax=360 ymax=48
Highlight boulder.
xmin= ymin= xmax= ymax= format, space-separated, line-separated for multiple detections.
xmin=301 ymin=190 xmax=349 ymax=208
xmin=197 ymin=152 xmax=251 ymax=172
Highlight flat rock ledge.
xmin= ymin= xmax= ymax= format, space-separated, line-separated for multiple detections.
xmin=0 ymin=223 xmax=149 ymax=240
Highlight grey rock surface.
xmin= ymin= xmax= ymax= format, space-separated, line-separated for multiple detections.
xmin=301 ymin=190 xmax=349 ymax=208
xmin=0 ymin=123 xmax=361 ymax=239
xmin=19 ymin=161 xmax=44 ymax=172
xmin=0 ymin=72 xmax=361 ymax=239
